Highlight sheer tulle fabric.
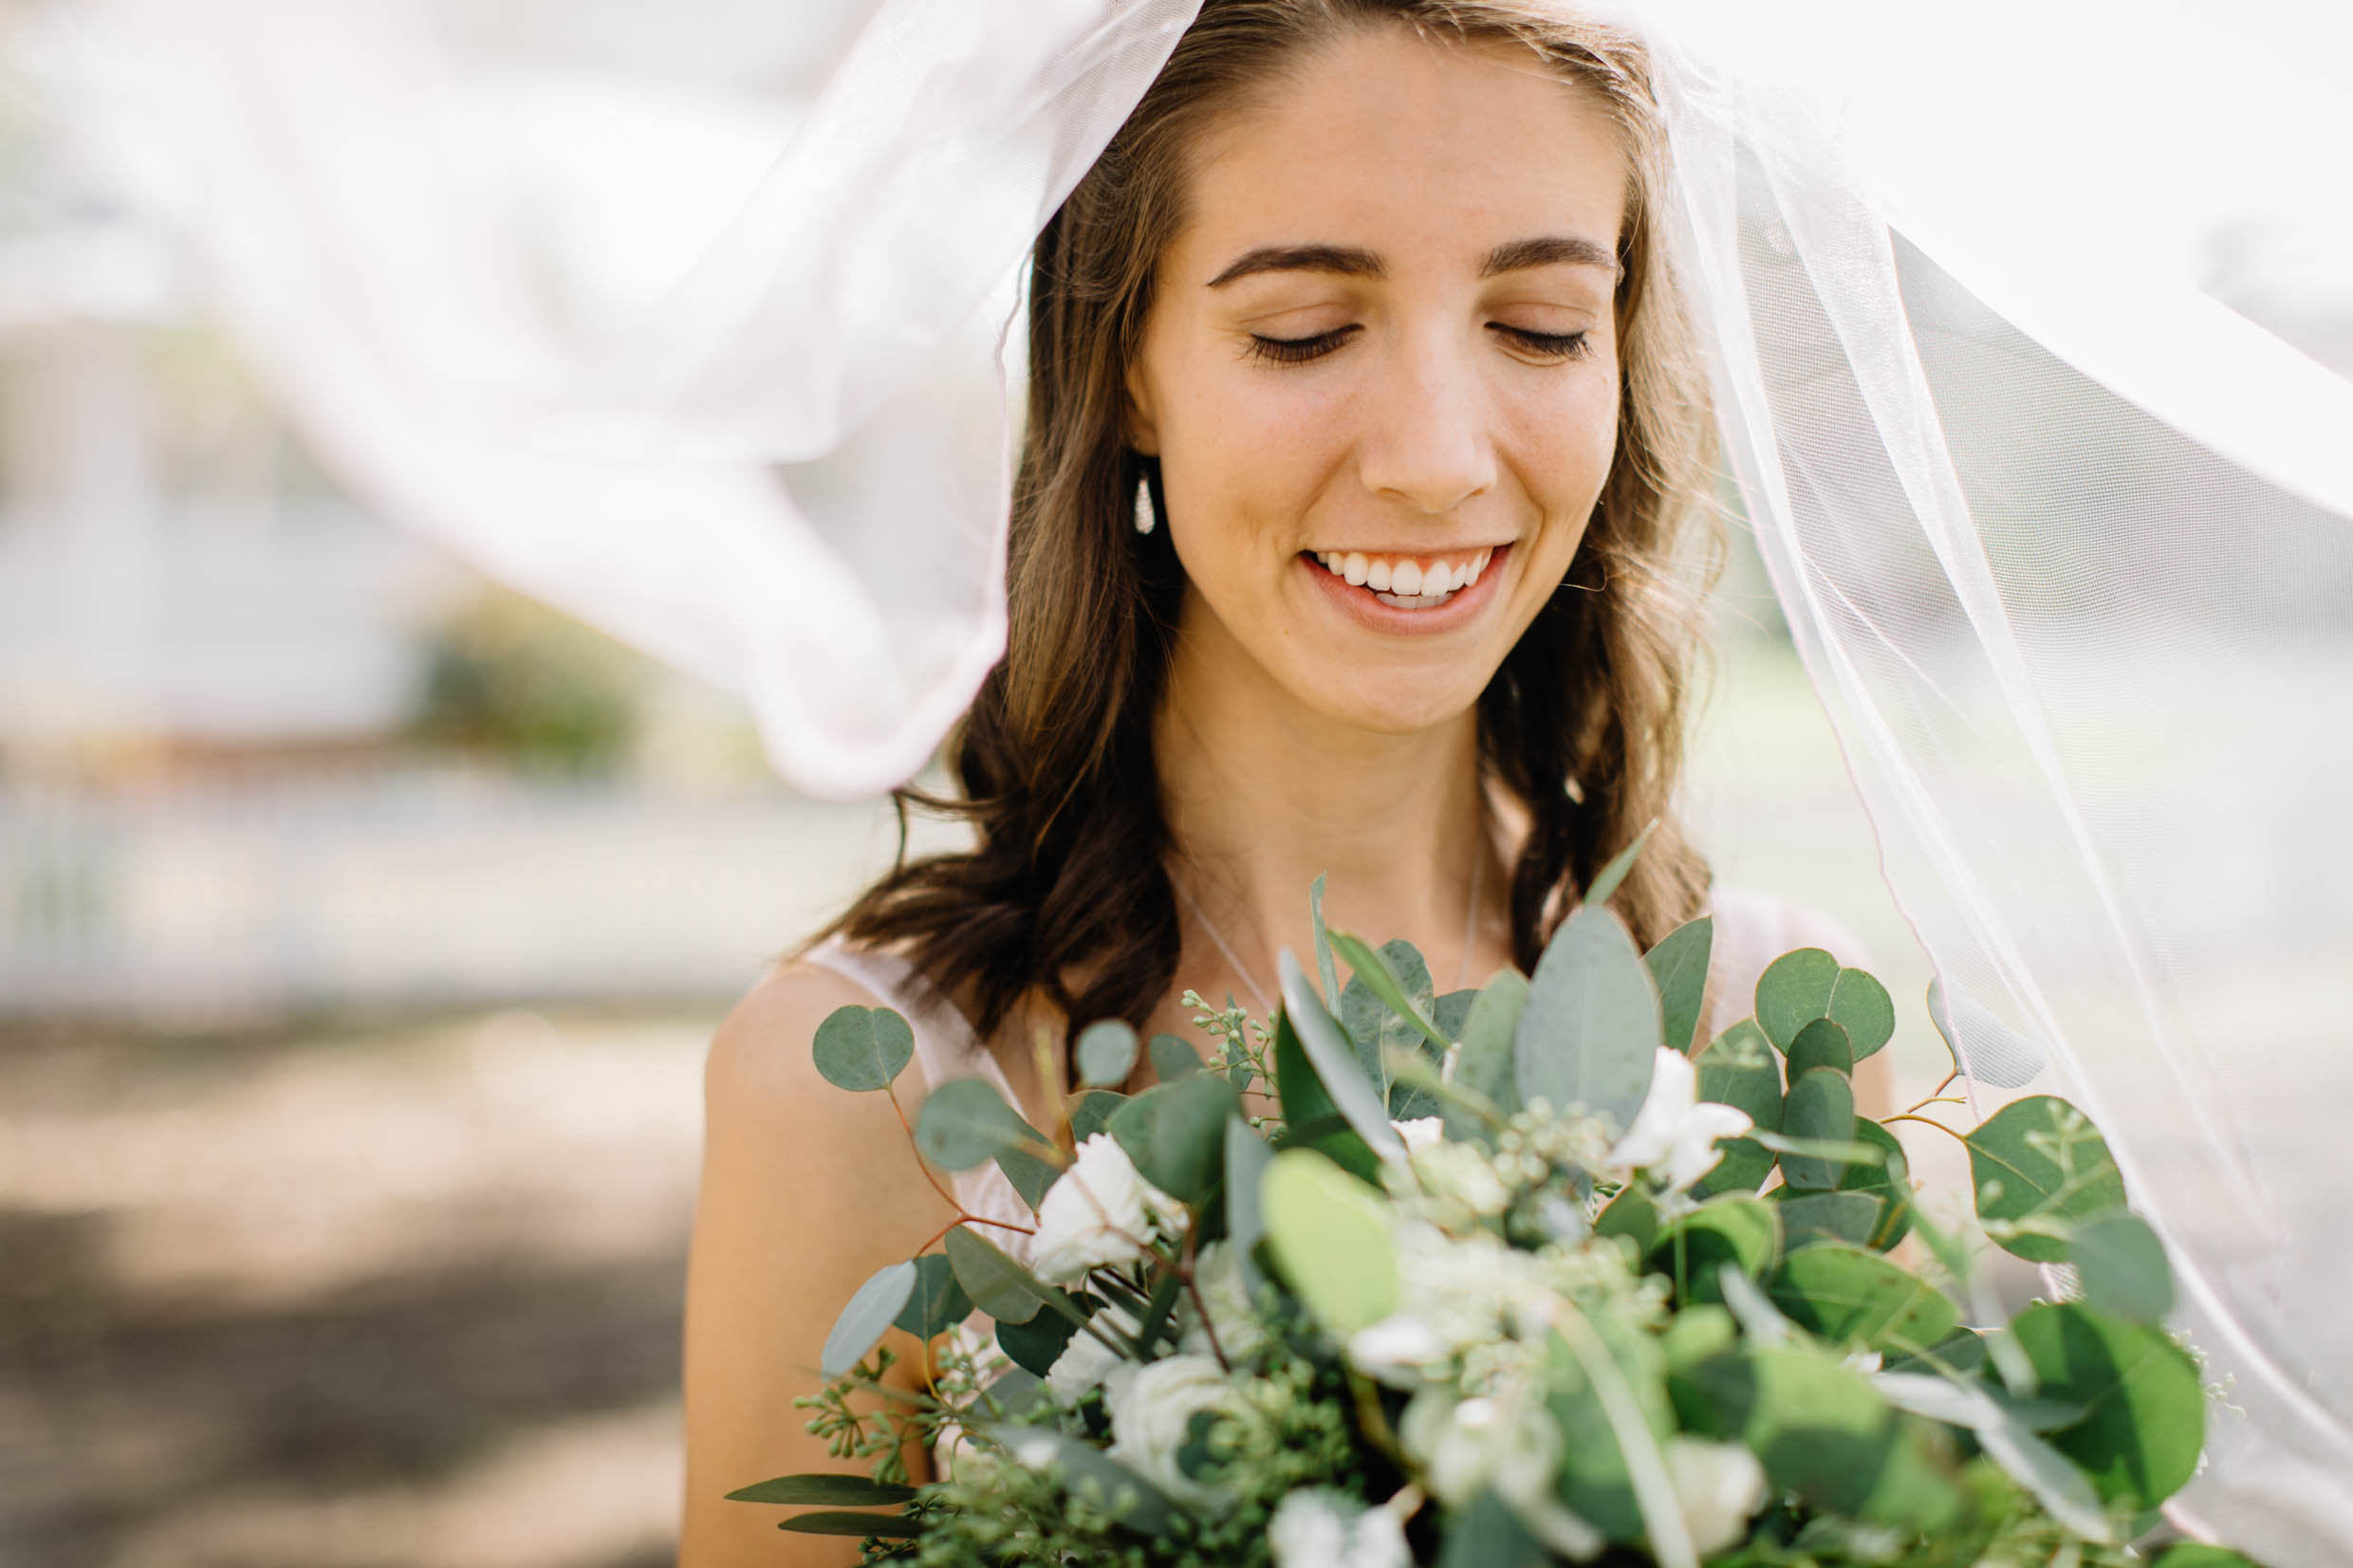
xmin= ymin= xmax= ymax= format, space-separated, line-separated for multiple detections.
xmin=63 ymin=0 xmax=2353 ymax=1557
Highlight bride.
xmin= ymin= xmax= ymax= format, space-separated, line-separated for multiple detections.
xmin=680 ymin=2 xmax=1883 ymax=1560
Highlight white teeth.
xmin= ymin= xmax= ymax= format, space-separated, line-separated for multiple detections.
xmin=1436 ymin=561 xmax=1463 ymax=592
xmin=1390 ymin=560 xmax=1423 ymax=596
xmin=1365 ymin=560 xmax=1393 ymax=592
xmin=1322 ymin=553 xmax=1343 ymax=576
xmin=1343 ymin=552 xmax=1368 ymax=585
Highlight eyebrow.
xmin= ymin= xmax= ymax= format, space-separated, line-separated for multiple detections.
xmin=1204 ymin=233 xmax=1621 ymax=289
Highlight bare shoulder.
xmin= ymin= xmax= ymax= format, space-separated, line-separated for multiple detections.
xmin=684 ymin=960 xmax=953 ymax=1566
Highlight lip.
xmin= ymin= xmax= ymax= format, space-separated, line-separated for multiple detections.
xmin=1300 ymin=543 xmax=1512 ymax=636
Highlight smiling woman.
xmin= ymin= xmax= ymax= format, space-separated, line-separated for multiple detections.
xmin=682 ymin=5 xmax=1783 ymax=1563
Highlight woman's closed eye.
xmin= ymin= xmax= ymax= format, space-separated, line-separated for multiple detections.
xmin=1244 ymin=322 xmax=1591 ymax=365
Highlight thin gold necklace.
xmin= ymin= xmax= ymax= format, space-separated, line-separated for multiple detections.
xmin=1174 ymin=843 xmax=1484 ymax=1017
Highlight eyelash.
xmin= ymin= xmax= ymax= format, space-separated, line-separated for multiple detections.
xmin=1246 ymin=323 xmax=1590 ymax=365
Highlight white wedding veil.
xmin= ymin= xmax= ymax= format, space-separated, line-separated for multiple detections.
xmin=45 ymin=0 xmax=2353 ymax=1558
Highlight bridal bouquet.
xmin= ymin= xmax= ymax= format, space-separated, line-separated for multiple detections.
xmin=738 ymin=856 xmax=2254 ymax=1567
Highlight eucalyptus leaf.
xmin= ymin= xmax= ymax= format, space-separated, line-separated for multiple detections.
xmin=726 ymin=1474 xmax=918 ymax=1506
xmin=1070 ymin=1089 xmax=1125 ymax=1144
xmin=1754 ymin=949 xmax=1840 ymax=1053
xmin=1310 ymin=872 xmax=1341 ymax=1007
xmin=1768 ymin=1243 xmax=1957 ymax=1354
xmin=1331 ymin=931 xmax=1450 ymax=1058
xmin=2070 ymin=1212 xmax=2176 ymax=1323
xmin=1260 ymin=1148 xmax=1399 ymax=1336
xmin=1786 ymin=1017 xmax=1854 ymax=1079
xmin=1770 ymin=1190 xmax=1883 ymax=1248
xmin=1107 ymin=1073 xmax=1237 ymax=1204
xmin=995 ymin=1144 xmax=1060 ymax=1210
xmin=1870 ymin=1374 xmax=2108 ymax=1540
xmin=944 ymin=1225 xmax=1065 ymax=1327
xmin=916 ymin=1077 xmax=1047 ymax=1172
xmin=823 ymin=1261 xmax=917 ymax=1376
xmin=1433 ymin=987 xmax=1477 ymax=1043
xmin=775 ymin=1510 xmax=924 ymax=1538
xmin=1827 ymin=968 xmax=1897 ymax=1061
xmin=1436 ymin=1490 xmax=1548 ymax=1568
xmin=2010 ymin=1302 xmax=2204 ymax=1507
xmin=1693 ymin=1020 xmax=1782 ymax=1196
xmin=892 ymin=1253 xmax=973 ymax=1339
xmin=1839 ymin=1119 xmax=1915 ymax=1250
xmin=1278 ymin=952 xmax=1406 ymax=1162
xmin=1148 ymin=1033 xmax=1203 ymax=1081
xmin=1584 ymin=825 xmax=1652 ymax=907
xmin=1594 ymin=1184 xmax=1660 ymax=1253
xmin=1225 ymin=1116 xmax=1274 ymax=1292
xmin=1645 ymin=915 xmax=1714 ymax=1053
xmin=811 ymin=1005 xmax=917 ymax=1092
xmin=1965 ymin=1096 xmax=2127 ymax=1263
xmin=1450 ymin=968 xmax=1529 ymax=1129
xmin=996 ymin=1307 xmax=1083 ymax=1377
xmin=1779 ymin=1068 xmax=1856 ymax=1190
xmin=1646 ymin=1194 xmax=1780 ymax=1303
xmin=1075 ymin=1021 xmax=1139 ymax=1088
xmin=1515 ymin=904 xmax=1661 ymax=1134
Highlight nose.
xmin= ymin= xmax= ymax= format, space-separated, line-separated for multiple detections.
xmin=1355 ymin=327 xmax=1498 ymax=516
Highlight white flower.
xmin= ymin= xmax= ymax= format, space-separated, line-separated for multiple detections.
xmin=1401 ymin=1391 xmax=1602 ymax=1559
xmin=1029 ymin=1134 xmax=1186 ymax=1284
xmin=1390 ymin=1116 xmax=1446 ymax=1152
xmin=1044 ymin=1304 xmax=1140 ymax=1403
xmin=1106 ymin=1354 xmax=1239 ymax=1508
xmin=1345 ymin=1313 xmax=1450 ymax=1387
xmin=1268 ymin=1488 xmax=1413 ymax=1568
xmin=1180 ymin=1240 xmax=1268 ymax=1361
xmin=1662 ymin=1435 xmax=1769 ymax=1555
xmin=1608 ymin=1047 xmax=1753 ymax=1193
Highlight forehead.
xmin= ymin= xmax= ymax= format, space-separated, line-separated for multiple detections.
xmin=1173 ymin=27 xmax=1632 ymax=283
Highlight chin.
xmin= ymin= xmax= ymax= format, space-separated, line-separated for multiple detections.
xmin=1296 ymin=666 xmax=1490 ymax=738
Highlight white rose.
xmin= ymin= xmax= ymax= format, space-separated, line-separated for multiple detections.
xmin=1608 ymin=1047 xmax=1753 ymax=1193
xmin=1106 ymin=1353 xmax=1238 ymax=1508
xmin=1268 ymin=1488 xmax=1413 ymax=1568
xmin=1345 ymin=1313 xmax=1450 ymax=1387
xmin=1399 ymin=1389 xmax=1601 ymax=1559
xmin=1030 ymin=1134 xmax=1186 ymax=1284
xmin=1179 ymin=1239 xmax=1268 ymax=1361
xmin=1389 ymin=1116 xmax=1445 ymax=1153
xmin=1044 ymin=1303 xmax=1141 ymax=1403
xmin=1662 ymin=1435 xmax=1769 ymax=1555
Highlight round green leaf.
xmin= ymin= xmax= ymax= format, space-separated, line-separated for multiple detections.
xmin=1695 ymin=1020 xmax=1784 ymax=1127
xmin=1261 ymin=1148 xmax=1399 ymax=1336
xmin=892 ymin=1252 xmax=973 ymax=1340
xmin=1787 ymin=1017 xmax=1854 ymax=1079
xmin=1780 ymin=1068 xmax=1857 ymax=1190
xmin=1070 ymin=1089 xmax=1125 ymax=1143
xmin=2069 ymin=1213 xmax=2176 ymax=1324
xmin=996 ymin=1307 xmax=1083 ymax=1376
xmin=916 ymin=1077 xmax=1039 ymax=1172
xmin=811 ymin=1005 xmax=916 ymax=1092
xmin=1645 ymin=915 xmax=1715 ymax=1055
xmin=1515 ymin=904 xmax=1662 ymax=1134
xmin=1595 ymin=1183 xmax=1661 ymax=1253
xmin=1827 ymin=968 xmax=1896 ymax=1061
xmin=1075 ymin=1021 xmax=1139 ymax=1088
xmin=1107 ymin=1073 xmax=1237 ymax=1204
xmin=1965 ymin=1096 xmax=2127 ymax=1263
xmin=1839 ymin=1118 xmax=1915 ymax=1250
xmin=1755 ymin=949 xmax=1839 ymax=1052
xmin=1647 ymin=1194 xmax=1781 ymax=1302
xmin=1771 ymin=1190 xmax=1883 ymax=1247
xmin=2010 ymin=1301 xmax=2205 ymax=1507
xmin=1768 ymin=1242 xmax=1957 ymax=1355
xmin=1147 ymin=1032 xmax=1204 ymax=1081
xmin=944 ymin=1225 xmax=1052 ymax=1326
xmin=823 ymin=1261 xmax=917 ymax=1376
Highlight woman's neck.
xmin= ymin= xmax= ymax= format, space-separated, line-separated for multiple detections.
xmin=1152 ymin=602 xmax=1507 ymax=1014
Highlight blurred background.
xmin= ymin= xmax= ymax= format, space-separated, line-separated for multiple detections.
xmin=1 ymin=2 xmax=2347 ymax=1565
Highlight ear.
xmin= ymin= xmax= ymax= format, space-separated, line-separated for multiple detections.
xmin=1122 ymin=357 xmax=1161 ymax=456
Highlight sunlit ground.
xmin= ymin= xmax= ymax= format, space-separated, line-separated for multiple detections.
xmin=0 ymin=638 xmax=1977 ymax=1568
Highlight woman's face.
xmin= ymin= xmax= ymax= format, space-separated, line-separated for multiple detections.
xmin=1129 ymin=27 xmax=1628 ymax=735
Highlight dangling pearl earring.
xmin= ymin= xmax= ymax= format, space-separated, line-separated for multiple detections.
xmin=1132 ymin=456 xmax=1158 ymax=535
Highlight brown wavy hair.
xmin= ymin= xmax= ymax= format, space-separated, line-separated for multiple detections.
xmin=830 ymin=0 xmax=1720 ymax=1045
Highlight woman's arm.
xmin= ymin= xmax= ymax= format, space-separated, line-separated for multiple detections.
xmin=680 ymin=962 xmax=959 ymax=1568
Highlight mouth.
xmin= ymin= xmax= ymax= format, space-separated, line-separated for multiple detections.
xmin=1297 ymin=544 xmax=1511 ymax=630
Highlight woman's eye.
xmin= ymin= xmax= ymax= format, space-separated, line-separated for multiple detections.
xmin=1491 ymin=324 xmax=1589 ymax=360
xmin=1246 ymin=325 xmax=1359 ymax=365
